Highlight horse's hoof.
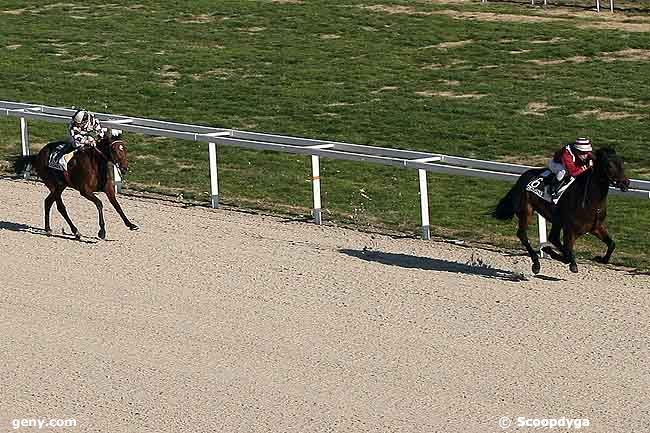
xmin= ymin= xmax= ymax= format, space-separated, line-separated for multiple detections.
xmin=45 ymin=229 xmax=53 ymax=236
xmin=129 ymin=224 xmax=139 ymax=231
xmin=98 ymin=230 xmax=106 ymax=240
xmin=569 ymin=263 xmax=579 ymax=273
xmin=532 ymin=262 xmax=541 ymax=274
xmin=74 ymin=231 xmax=81 ymax=240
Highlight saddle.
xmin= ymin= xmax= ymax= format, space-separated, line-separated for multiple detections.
xmin=525 ymin=170 xmax=575 ymax=204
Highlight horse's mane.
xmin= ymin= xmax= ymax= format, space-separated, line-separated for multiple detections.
xmin=595 ymin=147 xmax=618 ymax=162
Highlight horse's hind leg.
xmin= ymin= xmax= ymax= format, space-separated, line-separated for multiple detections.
xmin=81 ymin=191 xmax=106 ymax=240
xmin=591 ymin=224 xmax=615 ymax=264
xmin=517 ymin=205 xmax=541 ymax=274
xmin=54 ymin=188 xmax=80 ymax=239
xmin=542 ymin=222 xmax=570 ymax=264
xmin=44 ymin=190 xmax=56 ymax=235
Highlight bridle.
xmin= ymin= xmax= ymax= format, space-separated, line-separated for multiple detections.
xmin=599 ymin=154 xmax=629 ymax=190
xmin=93 ymin=139 xmax=124 ymax=163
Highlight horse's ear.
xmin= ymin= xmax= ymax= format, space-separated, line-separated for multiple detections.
xmin=596 ymin=147 xmax=614 ymax=160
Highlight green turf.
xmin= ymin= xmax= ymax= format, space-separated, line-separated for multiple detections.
xmin=1 ymin=1 xmax=649 ymax=269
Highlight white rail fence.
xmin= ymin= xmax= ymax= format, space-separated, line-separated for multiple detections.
xmin=2 ymin=101 xmax=649 ymax=249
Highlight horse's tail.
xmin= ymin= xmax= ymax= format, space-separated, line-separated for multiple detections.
xmin=13 ymin=155 xmax=38 ymax=178
xmin=493 ymin=172 xmax=534 ymax=220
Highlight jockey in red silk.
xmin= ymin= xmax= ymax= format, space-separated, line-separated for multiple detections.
xmin=547 ymin=137 xmax=594 ymax=200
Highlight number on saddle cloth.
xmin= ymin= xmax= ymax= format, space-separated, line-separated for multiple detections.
xmin=525 ymin=170 xmax=574 ymax=204
xmin=525 ymin=170 xmax=553 ymax=202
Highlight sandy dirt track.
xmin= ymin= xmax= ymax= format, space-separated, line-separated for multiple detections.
xmin=1 ymin=179 xmax=648 ymax=433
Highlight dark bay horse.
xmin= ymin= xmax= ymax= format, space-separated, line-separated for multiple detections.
xmin=14 ymin=134 xmax=138 ymax=239
xmin=493 ymin=148 xmax=630 ymax=274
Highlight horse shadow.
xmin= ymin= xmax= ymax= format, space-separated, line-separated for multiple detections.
xmin=0 ymin=220 xmax=97 ymax=244
xmin=339 ymin=248 xmax=528 ymax=282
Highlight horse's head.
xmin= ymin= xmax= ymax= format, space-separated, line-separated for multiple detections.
xmin=102 ymin=133 xmax=129 ymax=174
xmin=595 ymin=148 xmax=630 ymax=192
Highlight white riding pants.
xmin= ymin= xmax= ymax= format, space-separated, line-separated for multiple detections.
xmin=548 ymin=159 xmax=566 ymax=181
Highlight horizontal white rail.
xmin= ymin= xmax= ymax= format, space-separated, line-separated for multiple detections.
xmin=2 ymin=100 xmax=648 ymax=246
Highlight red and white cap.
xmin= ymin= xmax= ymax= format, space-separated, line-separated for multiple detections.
xmin=574 ymin=137 xmax=592 ymax=152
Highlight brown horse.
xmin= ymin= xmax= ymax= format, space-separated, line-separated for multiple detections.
xmin=493 ymin=148 xmax=630 ymax=274
xmin=14 ymin=134 xmax=138 ymax=240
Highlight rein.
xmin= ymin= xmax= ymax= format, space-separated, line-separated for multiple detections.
xmin=92 ymin=139 xmax=124 ymax=163
xmin=581 ymin=171 xmax=591 ymax=209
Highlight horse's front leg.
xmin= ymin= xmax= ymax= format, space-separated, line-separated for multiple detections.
xmin=80 ymin=190 xmax=106 ymax=239
xmin=103 ymin=183 xmax=138 ymax=231
xmin=591 ymin=224 xmax=615 ymax=264
xmin=562 ymin=229 xmax=579 ymax=273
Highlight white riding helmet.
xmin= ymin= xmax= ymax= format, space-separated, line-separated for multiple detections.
xmin=73 ymin=109 xmax=88 ymax=124
xmin=574 ymin=137 xmax=592 ymax=152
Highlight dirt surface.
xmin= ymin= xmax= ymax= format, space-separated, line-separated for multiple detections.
xmin=1 ymin=179 xmax=649 ymax=433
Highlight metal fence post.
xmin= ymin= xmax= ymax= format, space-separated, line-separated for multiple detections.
xmin=311 ymin=155 xmax=322 ymax=224
xmin=418 ymin=169 xmax=431 ymax=240
xmin=596 ymin=0 xmax=601 ymax=12
xmin=20 ymin=117 xmax=31 ymax=178
xmin=537 ymin=213 xmax=548 ymax=258
xmin=111 ymin=129 xmax=122 ymax=193
xmin=610 ymin=0 xmax=614 ymax=12
xmin=208 ymin=142 xmax=219 ymax=208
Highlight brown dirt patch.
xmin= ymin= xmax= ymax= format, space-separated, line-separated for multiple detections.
xmin=1 ymin=8 xmax=27 ymax=15
xmin=421 ymin=59 xmax=466 ymax=70
xmin=420 ymin=39 xmax=473 ymax=50
xmin=74 ymin=71 xmax=99 ymax=77
xmin=600 ymin=48 xmax=650 ymax=62
xmin=498 ymin=154 xmax=550 ymax=166
xmin=578 ymin=95 xmax=649 ymax=108
xmin=157 ymin=65 xmax=181 ymax=87
xmin=415 ymin=90 xmax=487 ymax=99
xmin=371 ymin=86 xmax=400 ymax=94
xmin=5 ymin=44 xmax=21 ymax=50
xmin=529 ymin=37 xmax=568 ymax=44
xmin=192 ymin=68 xmax=235 ymax=81
xmin=432 ymin=9 xmax=567 ymax=24
xmin=521 ymin=101 xmax=560 ymax=116
xmin=240 ymin=27 xmax=267 ymax=33
xmin=572 ymin=109 xmax=645 ymax=120
xmin=320 ymin=34 xmax=341 ymax=39
xmin=528 ymin=55 xmax=590 ymax=65
xmin=361 ymin=5 xmax=432 ymax=15
xmin=271 ymin=0 xmax=304 ymax=3
xmin=529 ymin=49 xmax=650 ymax=66
xmin=177 ymin=14 xmax=218 ymax=24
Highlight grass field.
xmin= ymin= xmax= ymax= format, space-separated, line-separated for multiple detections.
xmin=1 ymin=0 xmax=650 ymax=269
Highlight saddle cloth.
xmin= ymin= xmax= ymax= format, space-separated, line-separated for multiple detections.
xmin=48 ymin=143 xmax=75 ymax=171
xmin=525 ymin=170 xmax=575 ymax=204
